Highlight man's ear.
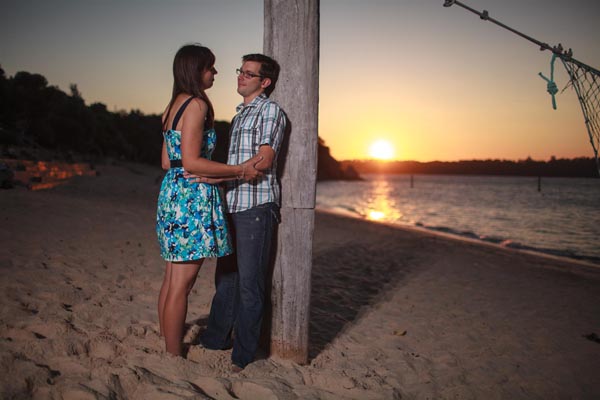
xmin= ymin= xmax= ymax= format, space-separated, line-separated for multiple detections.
xmin=260 ymin=77 xmax=272 ymax=91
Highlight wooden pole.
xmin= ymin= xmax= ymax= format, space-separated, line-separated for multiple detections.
xmin=264 ymin=0 xmax=319 ymax=364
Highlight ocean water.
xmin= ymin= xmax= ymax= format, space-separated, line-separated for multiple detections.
xmin=316 ymin=174 xmax=600 ymax=264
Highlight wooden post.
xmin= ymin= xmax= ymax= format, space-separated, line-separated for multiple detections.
xmin=264 ymin=0 xmax=319 ymax=364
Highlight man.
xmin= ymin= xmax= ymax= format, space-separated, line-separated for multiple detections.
xmin=200 ymin=54 xmax=286 ymax=371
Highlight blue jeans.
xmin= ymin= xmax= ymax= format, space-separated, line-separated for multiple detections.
xmin=201 ymin=202 xmax=280 ymax=368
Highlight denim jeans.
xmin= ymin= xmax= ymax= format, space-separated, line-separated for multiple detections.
xmin=201 ymin=202 xmax=280 ymax=368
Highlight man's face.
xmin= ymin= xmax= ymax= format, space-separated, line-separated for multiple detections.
xmin=237 ymin=61 xmax=269 ymax=100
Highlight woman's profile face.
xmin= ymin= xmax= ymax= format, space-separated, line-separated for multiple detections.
xmin=202 ymin=65 xmax=217 ymax=90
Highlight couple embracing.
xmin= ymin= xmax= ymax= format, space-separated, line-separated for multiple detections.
xmin=155 ymin=44 xmax=286 ymax=371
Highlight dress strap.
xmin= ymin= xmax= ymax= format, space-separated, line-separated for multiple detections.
xmin=171 ymin=96 xmax=196 ymax=131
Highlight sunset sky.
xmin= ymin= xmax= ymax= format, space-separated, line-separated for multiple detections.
xmin=1 ymin=0 xmax=599 ymax=161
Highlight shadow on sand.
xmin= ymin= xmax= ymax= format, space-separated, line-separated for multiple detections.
xmin=307 ymin=228 xmax=416 ymax=360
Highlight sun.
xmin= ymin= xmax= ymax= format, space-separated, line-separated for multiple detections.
xmin=368 ymin=139 xmax=395 ymax=160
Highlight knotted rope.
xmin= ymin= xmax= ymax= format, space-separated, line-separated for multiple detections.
xmin=539 ymin=54 xmax=559 ymax=110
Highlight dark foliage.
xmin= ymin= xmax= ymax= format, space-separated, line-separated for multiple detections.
xmin=0 ymin=68 xmax=357 ymax=180
xmin=343 ymin=157 xmax=599 ymax=178
xmin=1 ymin=68 xmax=596 ymax=178
xmin=317 ymin=137 xmax=362 ymax=181
xmin=0 ymin=69 xmax=162 ymax=164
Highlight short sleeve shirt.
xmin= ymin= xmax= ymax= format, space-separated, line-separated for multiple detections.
xmin=224 ymin=94 xmax=286 ymax=213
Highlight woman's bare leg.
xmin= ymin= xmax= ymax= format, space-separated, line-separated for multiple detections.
xmin=158 ymin=261 xmax=173 ymax=337
xmin=163 ymin=260 xmax=202 ymax=356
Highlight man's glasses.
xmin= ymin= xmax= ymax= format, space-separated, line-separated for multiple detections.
xmin=236 ymin=68 xmax=263 ymax=80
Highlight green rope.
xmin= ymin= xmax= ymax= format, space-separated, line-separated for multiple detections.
xmin=538 ymin=54 xmax=559 ymax=110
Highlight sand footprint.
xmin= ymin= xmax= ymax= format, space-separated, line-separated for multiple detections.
xmin=127 ymin=365 xmax=214 ymax=398
xmin=0 ymin=352 xmax=62 ymax=398
xmin=28 ymin=321 xmax=67 ymax=339
xmin=187 ymin=376 xmax=237 ymax=400
xmin=230 ymin=380 xmax=286 ymax=400
xmin=87 ymin=331 xmax=122 ymax=360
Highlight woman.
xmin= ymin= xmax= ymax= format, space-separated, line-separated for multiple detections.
xmin=156 ymin=44 xmax=261 ymax=357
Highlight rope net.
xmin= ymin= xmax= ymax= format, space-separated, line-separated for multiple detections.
xmin=444 ymin=0 xmax=600 ymax=176
xmin=560 ymin=59 xmax=600 ymax=175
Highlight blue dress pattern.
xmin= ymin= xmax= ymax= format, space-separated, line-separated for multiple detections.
xmin=156 ymin=126 xmax=233 ymax=261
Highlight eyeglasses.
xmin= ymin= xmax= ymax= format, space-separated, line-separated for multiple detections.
xmin=236 ymin=68 xmax=263 ymax=79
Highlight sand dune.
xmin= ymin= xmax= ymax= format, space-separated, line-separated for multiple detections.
xmin=1 ymin=162 xmax=599 ymax=399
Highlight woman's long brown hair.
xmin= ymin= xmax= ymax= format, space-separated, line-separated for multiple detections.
xmin=162 ymin=44 xmax=215 ymax=132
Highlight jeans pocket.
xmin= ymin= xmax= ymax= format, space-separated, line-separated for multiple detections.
xmin=270 ymin=205 xmax=281 ymax=224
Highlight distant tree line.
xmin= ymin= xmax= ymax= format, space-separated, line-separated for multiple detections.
xmin=0 ymin=67 xmax=163 ymax=164
xmin=343 ymin=157 xmax=598 ymax=178
xmin=317 ymin=137 xmax=361 ymax=180
xmin=0 ymin=67 xmax=358 ymax=180
xmin=6 ymin=67 xmax=590 ymax=178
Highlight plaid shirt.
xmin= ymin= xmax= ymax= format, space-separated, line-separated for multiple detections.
xmin=224 ymin=93 xmax=286 ymax=213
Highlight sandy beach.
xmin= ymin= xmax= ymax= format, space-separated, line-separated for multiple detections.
xmin=1 ymin=161 xmax=599 ymax=399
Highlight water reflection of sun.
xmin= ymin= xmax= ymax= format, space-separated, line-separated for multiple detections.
xmin=368 ymin=210 xmax=386 ymax=220
xmin=365 ymin=179 xmax=403 ymax=223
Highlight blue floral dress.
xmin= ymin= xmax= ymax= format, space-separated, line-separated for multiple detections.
xmin=156 ymin=97 xmax=232 ymax=261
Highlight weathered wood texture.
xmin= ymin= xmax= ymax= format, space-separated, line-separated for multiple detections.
xmin=264 ymin=0 xmax=319 ymax=209
xmin=264 ymin=0 xmax=319 ymax=364
xmin=270 ymin=207 xmax=314 ymax=362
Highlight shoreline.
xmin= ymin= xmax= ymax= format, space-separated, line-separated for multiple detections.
xmin=315 ymin=206 xmax=600 ymax=272
xmin=2 ymin=155 xmax=597 ymax=265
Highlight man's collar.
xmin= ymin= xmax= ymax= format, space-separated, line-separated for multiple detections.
xmin=236 ymin=93 xmax=268 ymax=112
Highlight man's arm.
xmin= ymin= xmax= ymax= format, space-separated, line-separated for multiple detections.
xmin=255 ymin=102 xmax=286 ymax=171
xmin=254 ymin=144 xmax=275 ymax=171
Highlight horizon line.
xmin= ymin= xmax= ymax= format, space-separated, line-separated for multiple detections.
xmin=341 ymin=156 xmax=595 ymax=163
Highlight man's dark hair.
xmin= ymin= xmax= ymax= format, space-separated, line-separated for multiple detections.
xmin=242 ymin=53 xmax=280 ymax=97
